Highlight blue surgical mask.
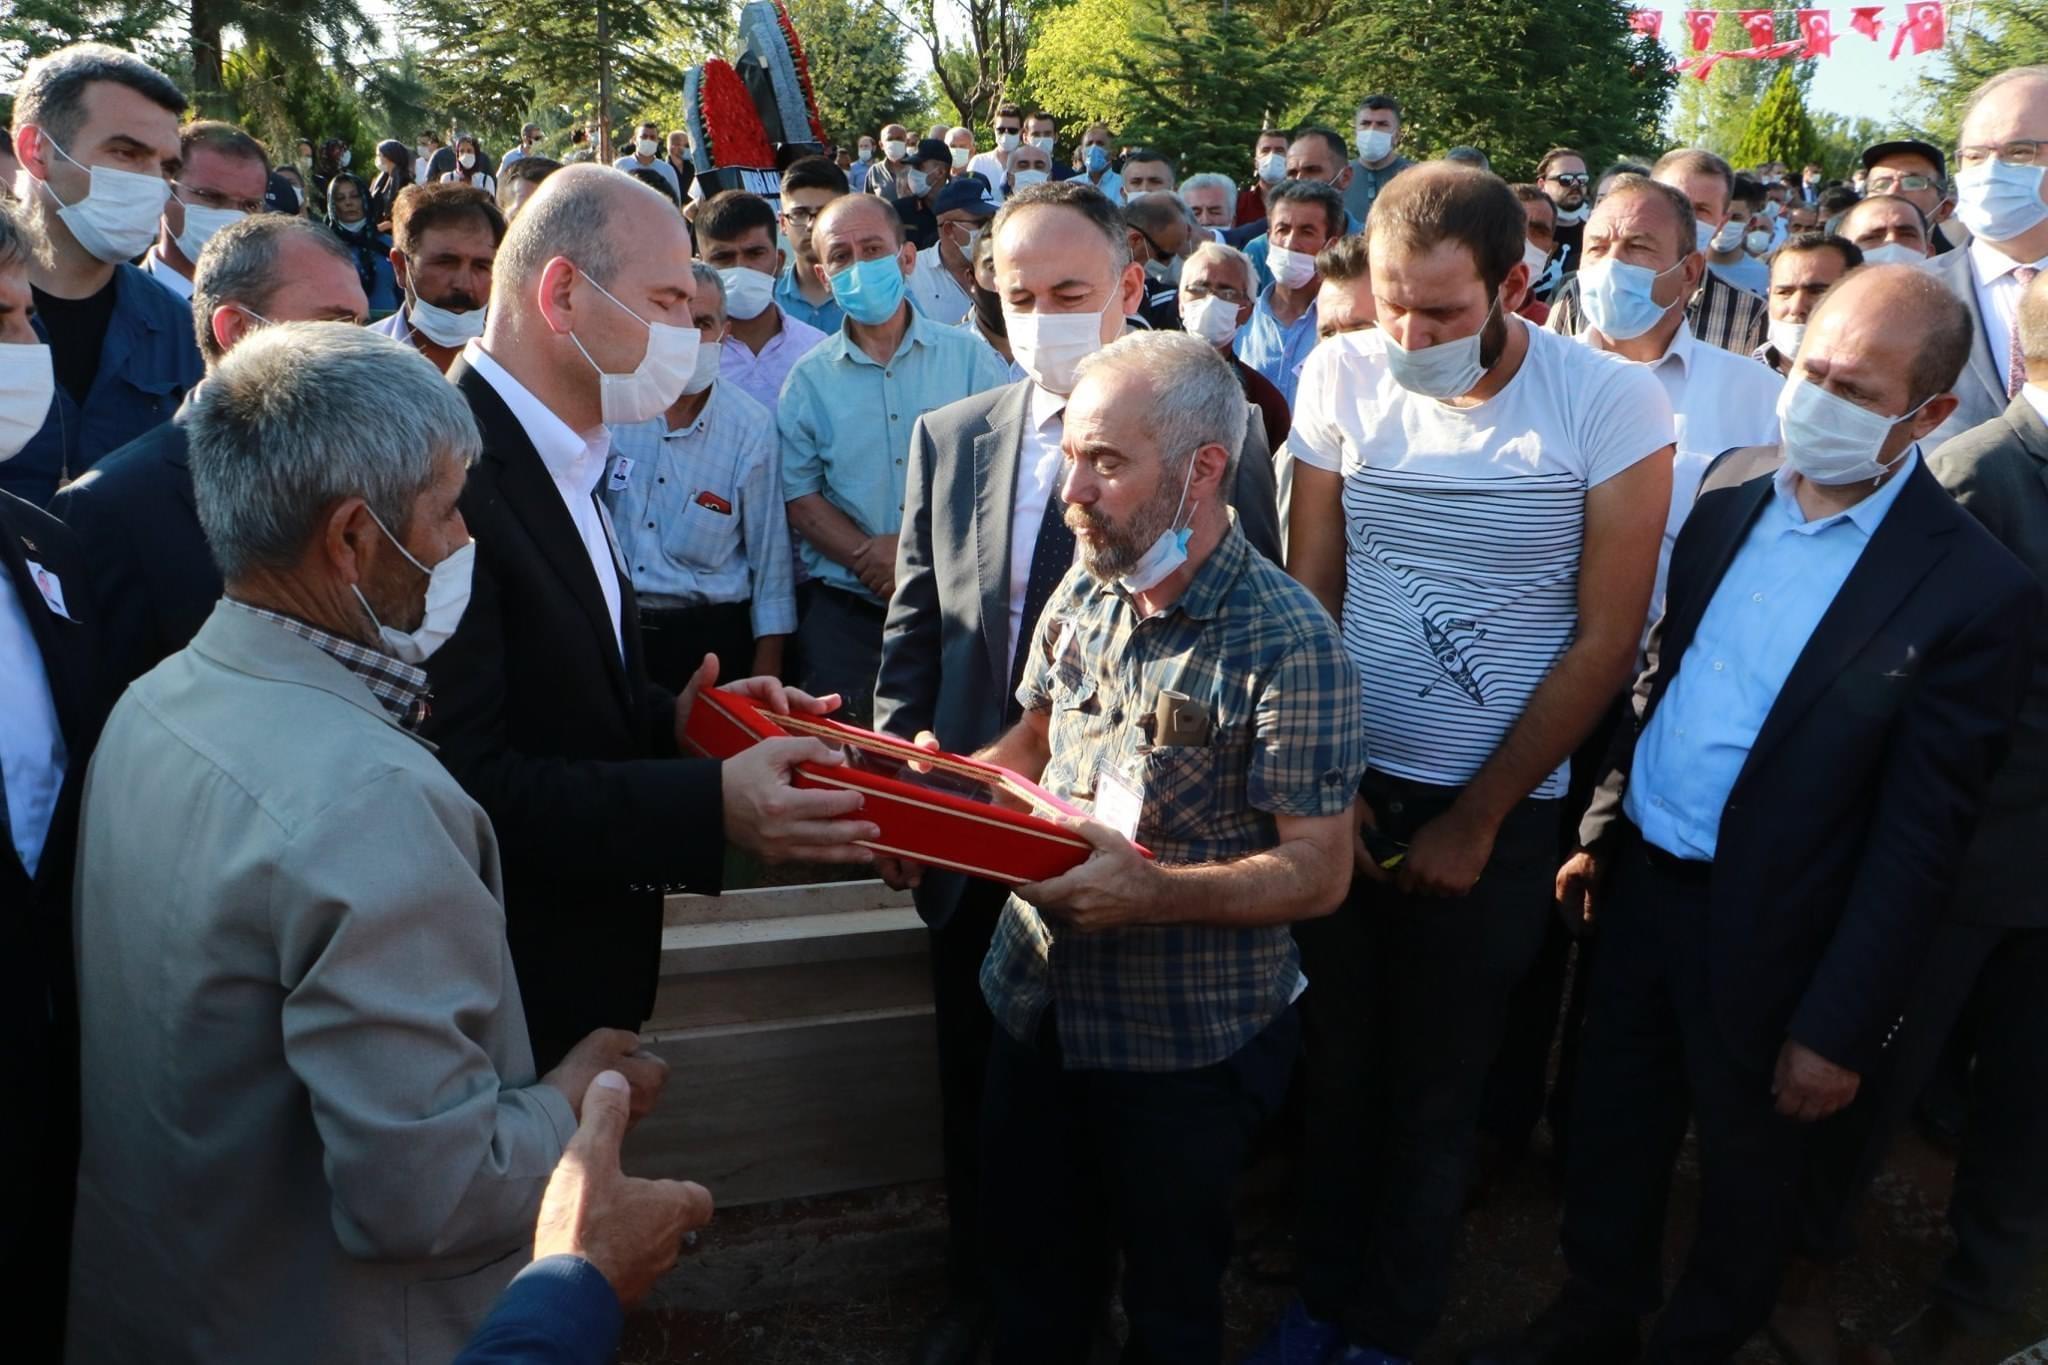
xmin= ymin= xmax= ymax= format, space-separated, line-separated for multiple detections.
xmin=1118 ymin=450 xmax=1201 ymax=593
xmin=1953 ymin=158 xmax=2048 ymax=243
xmin=1084 ymin=145 xmax=1110 ymax=174
xmin=829 ymin=254 xmax=907 ymax=325
xmin=1577 ymin=256 xmax=1684 ymax=343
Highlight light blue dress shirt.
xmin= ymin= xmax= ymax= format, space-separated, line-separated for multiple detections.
xmin=1233 ymin=284 xmax=1319 ymax=408
xmin=776 ymin=265 xmax=843 ymax=332
xmin=604 ymin=381 xmax=797 ymax=637
xmin=1243 ymin=211 xmax=1365 ymax=292
xmin=779 ymin=307 xmax=1011 ymax=600
xmin=1625 ymin=451 xmax=1920 ymax=859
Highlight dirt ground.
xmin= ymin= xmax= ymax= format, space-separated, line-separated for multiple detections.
xmin=619 ymin=1123 xmax=2047 ymax=1365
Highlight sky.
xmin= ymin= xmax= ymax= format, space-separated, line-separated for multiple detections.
xmin=1646 ymin=5 xmax=1957 ymax=129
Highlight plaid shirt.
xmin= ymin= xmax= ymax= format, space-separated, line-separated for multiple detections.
xmin=982 ymin=521 xmax=1367 ymax=1072
xmin=227 ymin=600 xmax=431 ymax=729
xmin=1548 ymin=267 xmax=1768 ymax=358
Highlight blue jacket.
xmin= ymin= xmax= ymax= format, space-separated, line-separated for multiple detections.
xmin=452 ymin=1256 xmax=622 ymax=1365
xmin=6 ymin=263 xmax=203 ymax=507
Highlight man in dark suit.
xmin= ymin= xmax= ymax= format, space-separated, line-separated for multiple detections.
xmin=1467 ymin=265 xmax=2041 ymax=1365
xmin=423 ymin=165 xmax=875 ymax=1069
xmin=50 ymin=214 xmax=369 ymax=692
xmin=0 ymin=203 xmax=108 ymax=1361
xmin=872 ymin=179 xmax=1279 ymax=1365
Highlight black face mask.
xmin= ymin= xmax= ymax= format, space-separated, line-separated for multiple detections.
xmin=972 ymin=283 xmax=1006 ymax=338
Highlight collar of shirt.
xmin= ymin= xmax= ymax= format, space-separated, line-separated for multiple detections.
xmin=225 ymin=598 xmax=431 ymax=728
xmin=145 ymin=247 xmax=195 ymax=299
xmin=1254 ymin=283 xmax=1318 ymax=330
xmin=1969 ymin=234 xmax=2048 ymax=287
xmin=1768 ymin=447 xmax=1919 ymax=538
xmin=827 ymin=302 xmax=931 ymax=368
xmin=462 ymin=339 xmax=611 ymax=493
xmin=1087 ymin=515 xmax=1248 ymax=622
xmin=665 ymin=381 xmax=722 ymax=437
xmin=1029 ymin=380 xmax=1066 ymax=436
xmin=2021 ymin=383 xmax=2048 ymax=429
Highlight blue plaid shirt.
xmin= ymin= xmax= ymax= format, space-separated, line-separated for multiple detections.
xmin=983 ymin=521 xmax=1368 ymax=1071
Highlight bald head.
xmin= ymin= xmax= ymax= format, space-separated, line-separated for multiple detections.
xmin=814 ymin=192 xmax=903 ymax=249
xmin=1805 ymin=264 xmax=1973 ymax=408
xmin=492 ymin=164 xmax=686 ymax=302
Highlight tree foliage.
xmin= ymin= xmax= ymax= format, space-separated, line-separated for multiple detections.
xmin=1734 ymin=65 xmax=1818 ymax=170
xmin=1913 ymin=0 xmax=2048 ymax=152
xmin=784 ymin=0 xmax=925 ymax=148
xmin=898 ymin=0 xmax=1031 ymax=129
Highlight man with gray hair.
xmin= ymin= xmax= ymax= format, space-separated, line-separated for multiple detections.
xmin=67 ymin=322 xmax=672 ymax=1363
xmin=943 ymin=328 xmax=1365 ymax=1361
xmin=51 ymin=211 xmax=368 ymax=691
xmin=1181 ymin=172 xmax=1237 ymax=236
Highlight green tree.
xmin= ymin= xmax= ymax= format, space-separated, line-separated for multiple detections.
xmin=1026 ymin=0 xmax=1144 ymax=132
xmin=784 ymin=0 xmax=924 ymax=146
xmin=220 ymin=40 xmax=373 ymax=174
xmin=899 ymin=0 xmax=1034 ymax=128
xmin=1810 ymin=111 xmax=1885 ymax=179
xmin=1913 ymin=0 xmax=2048 ymax=151
xmin=1109 ymin=2 xmax=1303 ymax=176
xmin=1734 ymin=65 xmax=1818 ymax=169
xmin=0 ymin=1 xmax=183 ymax=81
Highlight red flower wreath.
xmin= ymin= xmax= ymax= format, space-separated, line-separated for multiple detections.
xmin=774 ymin=1 xmax=829 ymax=144
xmin=700 ymin=59 xmax=776 ymax=169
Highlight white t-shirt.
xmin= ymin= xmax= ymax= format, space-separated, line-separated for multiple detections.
xmin=1286 ymin=318 xmax=1675 ymax=797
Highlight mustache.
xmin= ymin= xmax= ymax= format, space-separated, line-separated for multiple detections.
xmin=1064 ymin=504 xmax=1109 ymax=534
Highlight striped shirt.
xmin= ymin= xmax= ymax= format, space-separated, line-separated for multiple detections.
xmin=983 ymin=522 xmax=1367 ymax=1072
xmin=1548 ymin=267 xmax=1768 ymax=358
xmin=1285 ymin=319 xmax=1673 ymax=798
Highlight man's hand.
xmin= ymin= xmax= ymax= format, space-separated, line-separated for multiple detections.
xmin=674 ymin=652 xmax=841 ymax=751
xmin=851 ymin=535 xmax=898 ymax=599
xmin=541 ymin=1028 xmax=669 ymax=1124
xmin=1016 ymin=819 xmax=1163 ymax=932
xmin=533 ymin=1072 xmax=715 ymax=1309
xmin=1773 ymin=1040 xmax=1860 ymax=1122
xmin=722 ymin=737 xmax=879 ymax=864
xmin=1351 ymin=798 xmax=1391 ymax=883
xmin=875 ymin=732 xmax=945 ymax=890
xmin=1396 ymin=803 xmax=1498 ymax=898
xmin=1555 ymin=849 xmax=1605 ymax=935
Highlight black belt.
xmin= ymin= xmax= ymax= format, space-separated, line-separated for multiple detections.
xmin=812 ymin=582 xmax=889 ymax=622
xmin=1632 ymin=822 xmax=1713 ymax=885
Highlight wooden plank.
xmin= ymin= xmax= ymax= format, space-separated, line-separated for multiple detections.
xmin=663 ymin=879 xmax=915 ymax=928
xmin=624 ymin=1008 xmax=942 ymax=1205
xmin=659 ymin=908 xmax=927 ymax=976
xmin=645 ymin=952 xmax=933 ymax=1033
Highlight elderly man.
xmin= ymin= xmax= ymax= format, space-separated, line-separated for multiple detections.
xmin=1236 ymin=179 xmax=1345 ymax=407
xmin=866 ymin=122 xmax=914 ymax=204
xmin=1469 ymin=264 xmax=2040 ymax=1365
xmin=141 ymin=120 xmax=268 ymax=301
xmin=1260 ymin=163 xmax=1674 ymax=1365
xmin=1182 ymin=172 xmax=1235 ymax=236
xmin=1345 ymin=93 xmax=1412 ymax=223
xmin=958 ymin=331 xmax=1364 ymax=1364
xmin=1862 ymin=138 xmax=1956 ymax=254
xmin=1838 ymin=193 xmax=1934 ymax=266
xmin=52 ymin=213 xmax=368 ymax=692
xmin=876 ymin=179 xmax=1282 ymax=1365
xmin=912 ymin=178 xmax=998 ymax=327
xmin=377 ymin=181 xmax=504 ymax=372
xmin=1124 ymin=190 xmax=1191 ymax=330
xmin=1180 ymin=240 xmax=1288 ymax=453
xmin=781 ymin=193 xmax=1011 ymax=724
xmin=1754 ymin=231 xmax=1862 ymax=377
xmin=1575 ymin=174 xmax=1784 ymax=620
xmin=6 ymin=43 xmax=203 ymax=506
xmin=427 ymin=166 xmax=876 ymax=1068
xmin=67 ymin=323 xmax=672 ymax=1363
xmin=1000 ymin=138 xmax=1052 ymax=199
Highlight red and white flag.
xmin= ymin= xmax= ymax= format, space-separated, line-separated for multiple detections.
xmin=1797 ymin=9 xmax=1836 ymax=57
xmin=1850 ymin=5 xmax=1886 ymax=40
xmin=1891 ymin=1 xmax=1946 ymax=58
xmin=1628 ymin=7 xmax=1663 ymax=40
xmin=1686 ymin=10 xmax=1717 ymax=53
xmin=1738 ymin=8 xmax=1778 ymax=46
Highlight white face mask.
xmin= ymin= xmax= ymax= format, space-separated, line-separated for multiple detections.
xmin=636 ymin=138 xmax=659 ymax=158
xmin=340 ymin=149 xmax=352 ymax=169
xmin=458 ymin=152 xmax=476 ymax=170
xmin=884 ymin=139 xmax=908 ymax=163
xmin=568 ymin=274 xmax=703 ymax=424
xmin=1383 ymin=294 xmax=1500 ymax=399
xmin=1745 ymin=229 xmax=1773 ymax=255
xmin=907 ymin=169 xmax=932 ymax=197
xmin=408 ymin=291 xmax=488 ymax=347
xmin=1268 ymin=244 xmax=1318 ymax=290
xmin=1553 ymin=203 xmax=1589 ymax=226
xmin=1776 ymin=373 xmax=1932 ymax=486
xmin=997 ymin=132 xmax=1021 ymax=153
xmin=1010 ymin=169 xmax=1049 ymax=191
xmin=353 ymin=507 xmax=475 ymax=664
xmin=1767 ymin=316 xmax=1806 ymax=359
xmin=173 ymin=196 xmax=244 ymax=265
xmin=950 ymin=146 xmax=973 ymax=169
xmin=1257 ymin=152 xmax=1287 ymax=184
xmin=0 ymin=343 xmax=56 ymax=462
xmin=858 ymin=144 xmax=874 ymax=162
xmin=717 ymin=265 xmax=777 ymax=321
xmin=1117 ymin=452 xmax=1201 ymax=593
xmin=1521 ymin=240 xmax=1551 ymax=279
xmin=1355 ymin=127 xmax=1394 ymax=164
xmin=1005 ymin=307 xmax=1106 ymax=395
xmin=1859 ymin=241 xmax=1927 ymax=267
xmin=36 ymin=135 xmax=170 ymax=264
xmin=683 ymin=339 xmax=722 ymax=395
xmin=1182 ymin=293 xmax=1242 ymax=347
xmin=1709 ymin=219 xmax=1746 ymax=253
xmin=1030 ymin=135 xmax=1056 ymax=156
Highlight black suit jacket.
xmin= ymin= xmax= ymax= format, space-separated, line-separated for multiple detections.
xmin=1580 ymin=458 xmax=2039 ymax=1074
xmin=48 ymin=416 xmax=220 ymax=693
xmin=0 ymin=492 xmax=106 ymax=1349
xmin=423 ymin=361 xmax=724 ymax=1064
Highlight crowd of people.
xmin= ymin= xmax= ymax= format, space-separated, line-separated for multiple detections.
xmin=2 ymin=32 xmax=2047 ymax=1365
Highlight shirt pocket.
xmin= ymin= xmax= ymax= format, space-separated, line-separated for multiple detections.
xmin=1132 ymin=720 xmax=1254 ymax=847
xmin=668 ymin=489 xmax=744 ymax=572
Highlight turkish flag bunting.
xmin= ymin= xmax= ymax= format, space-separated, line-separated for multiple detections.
xmin=1686 ymin=10 xmax=1717 ymax=52
xmin=1797 ymin=9 xmax=1836 ymax=57
xmin=1850 ymin=6 xmax=1886 ymax=40
xmin=1688 ymin=52 xmax=1729 ymax=81
xmin=1891 ymin=1 xmax=1946 ymax=58
xmin=1738 ymin=9 xmax=1778 ymax=46
xmin=1628 ymin=7 xmax=1663 ymax=40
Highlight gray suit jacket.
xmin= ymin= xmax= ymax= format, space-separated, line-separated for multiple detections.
xmin=1924 ymin=245 xmax=2012 ymax=451
xmin=873 ymin=377 xmax=1281 ymax=926
xmin=67 ymin=603 xmax=576 ymax=1364
xmin=1929 ymin=396 xmax=2048 ymax=926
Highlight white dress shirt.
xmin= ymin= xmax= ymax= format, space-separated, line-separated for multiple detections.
xmin=2024 ymin=382 xmax=2048 ymax=430
xmin=142 ymin=247 xmax=195 ymax=301
xmin=1971 ymin=237 xmax=2048 ymax=387
xmin=1005 ymin=383 xmax=1072 ymax=675
xmin=909 ymin=244 xmax=975 ymax=327
xmin=461 ymin=339 xmax=623 ymax=658
xmin=966 ymin=150 xmax=1008 ymax=200
xmin=0 ymin=563 xmax=67 ymax=877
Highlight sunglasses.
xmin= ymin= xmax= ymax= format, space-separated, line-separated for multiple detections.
xmin=1546 ymin=172 xmax=1591 ymax=187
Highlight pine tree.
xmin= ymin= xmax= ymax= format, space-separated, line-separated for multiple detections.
xmin=1110 ymin=2 xmax=1303 ymax=175
xmin=1734 ymin=65 xmax=1818 ymax=170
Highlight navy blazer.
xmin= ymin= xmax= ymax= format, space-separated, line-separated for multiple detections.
xmin=1581 ymin=458 xmax=2040 ymax=1074
xmin=451 ymin=1256 xmax=621 ymax=1365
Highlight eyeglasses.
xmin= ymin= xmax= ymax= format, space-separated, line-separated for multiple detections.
xmin=1181 ymin=281 xmax=1249 ymax=306
xmin=174 ymin=182 xmax=266 ymax=215
xmin=1957 ymin=140 xmax=2043 ymax=168
xmin=1864 ymin=171 xmax=1939 ymax=193
xmin=783 ymin=206 xmax=821 ymax=228
xmin=1545 ymin=172 xmax=1590 ymax=187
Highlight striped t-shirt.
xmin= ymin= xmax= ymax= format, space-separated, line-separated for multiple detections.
xmin=1285 ymin=318 xmax=1674 ymax=798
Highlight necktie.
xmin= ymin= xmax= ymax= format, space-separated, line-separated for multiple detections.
xmin=2010 ymin=266 xmax=2038 ymax=399
xmin=1007 ymin=484 xmax=1077 ymax=721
